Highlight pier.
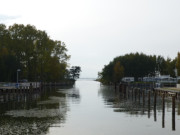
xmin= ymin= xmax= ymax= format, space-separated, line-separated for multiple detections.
xmin=0 ymin=81 xmax=75 ymax=103
xmin=114 ymin=82 xmax=179 ymax=130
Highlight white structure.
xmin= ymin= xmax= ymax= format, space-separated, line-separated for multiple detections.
xmin=122 ymin=77 xmax=134 ymax=82
xmin=143 ymin=75 xmax=177 ymax=83
xmin=143 ymin=77 xmax=155 ymax=82
xmin=155 ymin=75 xmax=176 ymax=83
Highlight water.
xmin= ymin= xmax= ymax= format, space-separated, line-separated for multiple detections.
xmin=0 ymin=80 xmax=180 ymax=135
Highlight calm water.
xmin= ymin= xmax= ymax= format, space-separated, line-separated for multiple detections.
xmin=1 ymin=80 xmax=180 ymax=135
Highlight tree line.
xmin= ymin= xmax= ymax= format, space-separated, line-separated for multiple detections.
xmin=98 ymin=52 xmax=179 ymax=84
xmin=0 ymin=24 xmax=81 ymax=82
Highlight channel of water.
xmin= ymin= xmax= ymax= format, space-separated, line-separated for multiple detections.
xmin=0 ymin=79 xmax=180 ymax=135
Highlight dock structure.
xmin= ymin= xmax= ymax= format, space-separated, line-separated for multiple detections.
xmin=116 ymin=82 xmax=178 ymax=130
xmin=0 ymin=80 xmax=75 ymax=103
xmin=0 ymin=80 xmax=75 ymax=95
xmin=0 ymin=82 xmax=41 ymax=92
xmin=115 ymin=82 xmax=180 ymax=99
xmin=154 ymin=87 xmax=180 ymax=99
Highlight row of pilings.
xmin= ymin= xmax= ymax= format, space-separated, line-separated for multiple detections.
xmin=114 ymin=82 xmax=179 ymax=131
xmin=0 ymin=80 xmax=75 ymax=103
xmin=0 ymin=85 xmax=43 ymax=103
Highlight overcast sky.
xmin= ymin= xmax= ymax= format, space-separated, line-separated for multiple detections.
xmin=1 ymin=0 xmax=180 ymax=78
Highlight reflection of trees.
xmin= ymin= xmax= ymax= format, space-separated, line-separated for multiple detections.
xmin=57 ymin=87 xmax=81 ymax=104
xmin=0 ymin=86 xmax=80 ymax=134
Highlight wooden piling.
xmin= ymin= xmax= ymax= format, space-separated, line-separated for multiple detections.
xmin=124 ymin=84 xmax=126 ymax=98
xmin=154 ymin=91 xmax=157 ymax=121
xmin=132 ymin=88 xmax=134 ymax=101
xmin=142 ymin=90 xmax=145 ymax=106
xmin=172 ymin=95 xmax=176 ymax=131
xmin=138 ymin=88 xmax=140 ymax=103
xmin=115 ymin=82 xmax=117 ymax=90
xmin=135 ymin=88 xmax=137 ymax=101
xmin=162 ymin=93 xmax=165 ymax=128
xmin=148 ymin=90 xmax=151 ymax=118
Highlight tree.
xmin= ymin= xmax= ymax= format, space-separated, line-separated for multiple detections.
xmin=0 ymin=23 xmax=71 ymax=82
xmin=99 ymin=53 xmax=158 ymax=83
xmin=69 ymin=66 xmax=81 ymax=80
xmin=176 ymin=52 xmax=180 ymax=76
xmin=113 ymin=61 xmax=124 ymax=83
xmin=113 ymin=53 xmax=156 ymax=80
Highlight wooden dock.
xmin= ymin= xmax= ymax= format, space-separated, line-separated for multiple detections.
xmin=154 ymin=87 xmax=180 ymax=98
xmin=0 ymin=80 xmax=75 ymax=94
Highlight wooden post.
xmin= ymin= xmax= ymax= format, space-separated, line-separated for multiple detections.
xmin=13 ymin=92 xmax=15 ymax=101
xmin=142 ymin=90 xmax=145 ymax=106
xmin=154 ymin=91 xmax=157 ymax=121
xmin=135 ymin=88 xmax=137 ymax=101
xmin=115 ymin=82 xmax=117 ymax=90
xmin=138 ymin=88 xmax=141 ymax=103
xmin=148 ymin=90 xmax=151 ymax=118
xmin=126 ymin=85 xmax=129 ymax=99
xmin=162 ymin=93 xmax=165 ymax=128
xmin=3 ymin=93 xmax=6 ymax=102
xmin=172 ymin=95 xmax=176 ymax=131
xmin=30 ymin=83 xmax=33 ymax=93
xmin=132 ymin=88 xmax=134 ymax=101
xmin=124 ymin=84 xmax=126 ymax=98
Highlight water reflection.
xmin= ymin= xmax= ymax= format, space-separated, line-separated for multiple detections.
xmin=99 ymin=85 xmax=179 ymax=131
xmin=0 ymin=86 xmax=80 ymax=134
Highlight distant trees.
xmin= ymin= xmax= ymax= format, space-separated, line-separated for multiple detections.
xmin=99 ymin=52 xmax=177 ymax=84
xmin=156 ymin=56 xmax=176 ymax=77
xmin=0 ymin=23 xmax=71 ymax=82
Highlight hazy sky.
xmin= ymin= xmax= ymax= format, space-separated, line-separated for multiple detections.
xmin=1 ymin=0 xmax=180 ymax=78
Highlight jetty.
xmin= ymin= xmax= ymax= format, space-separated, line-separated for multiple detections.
xmin=0 ymin=80 xmax=75 ymax=102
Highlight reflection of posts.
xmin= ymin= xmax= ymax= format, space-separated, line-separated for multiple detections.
xmin=142 ymin=90 xmax=145 ymax=106
xmin=172 ymin=95 xmax=176 ymax=131
xmin=135 ymin=88 xmax=137 ymax=101
xmin=142 ymin=90 xmax=145 ymax=114
xmin=16 ymin=69 xmax=21 ymax=88
xmin=118 ymin=84 xmax=120 ymax=92
xmin=138 ymin=89 xmax=140 ymax=103
xmin=114 ymin=82 xmax=117 ymax=90
xmin=124 ymin=85 xmax=126 ymax=98
xmin=132 ymin=88 xmax=134 ymax=101
xmin=127 ymin=86 xmax=129 ymax=99
xmin=162 ymin=93 xmax=165 ymax=128
xmin=148 ymin=90 xmax=151 ymax=118
xmin=154 ymin=91 xmax=157 ymax=121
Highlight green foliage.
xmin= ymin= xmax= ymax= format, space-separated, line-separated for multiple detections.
xmin=0 ymin=23 xmax=70 ymax=82
xmin=99 ymin=52 xmax=177 ymax=83
xmin=113 ymin=61 xmax=124 ymax=82
xmin=176 ymin=52 xmax=180 ymax=76
xmin=156 ymin=56 xmax=176 ymax=77
xmin=114 ymin=53 xmax=156 ymax=81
